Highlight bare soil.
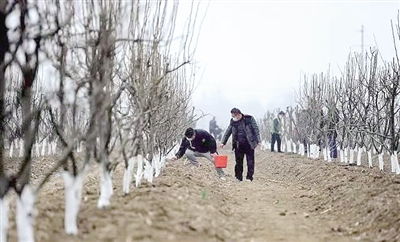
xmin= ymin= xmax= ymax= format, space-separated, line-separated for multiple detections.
xmin=5 ymin=149 xmax=400 ymax=242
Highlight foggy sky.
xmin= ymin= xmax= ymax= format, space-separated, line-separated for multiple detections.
xmin=190 ymin=0 xmax=400 ymax=131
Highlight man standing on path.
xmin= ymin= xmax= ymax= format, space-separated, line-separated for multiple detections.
xmin=220 ymin=108 xmax=261 ymax=182
xmin=327 ymin=108 xmax=339 ymax=159
xmin=171 ymin=127 xmax=225 ymax=178
xmin=271 ymin=111 xmax=285 ymax=153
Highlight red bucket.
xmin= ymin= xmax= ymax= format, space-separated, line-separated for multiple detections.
xmin=214 ymin=155 xmax=228 ymax=168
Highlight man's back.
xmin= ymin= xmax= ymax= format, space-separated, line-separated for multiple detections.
xmin=272 ymin=117 xmax=281 ymax=134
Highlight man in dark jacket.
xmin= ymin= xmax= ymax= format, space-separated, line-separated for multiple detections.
xmin=271 ymin=111 xmax=285 ymax=152
xmin=221 ymin=108 xmax=261 ymax=181
xmin=209 ymin=116 xmax=217 ymax=135
xmin=171 ymin=127 xmax=225 ymax=177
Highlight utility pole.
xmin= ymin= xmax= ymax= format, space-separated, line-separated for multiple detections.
xmin=361 ymin=25 xmax=364 ymax=57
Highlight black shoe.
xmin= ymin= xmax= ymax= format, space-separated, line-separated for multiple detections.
xmin=278 ymin=151 xmax=283 ymax=153
xmin=246 ymin=177 xmax=253 ymax=181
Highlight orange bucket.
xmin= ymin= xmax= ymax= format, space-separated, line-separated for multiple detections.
xmin=214 ymin=155 xmax=228 ymax=168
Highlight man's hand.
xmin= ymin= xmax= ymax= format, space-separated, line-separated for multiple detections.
xmin=219 ymin=144 xmax=225 ymax=149
xmin=170 ymin=156 xmax=178 ymax=161
xmin=210 ymin=153 xmax=218 ymax=158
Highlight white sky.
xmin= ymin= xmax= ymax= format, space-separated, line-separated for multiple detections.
xmin=190 ymin=0 xmax=400 ymax=130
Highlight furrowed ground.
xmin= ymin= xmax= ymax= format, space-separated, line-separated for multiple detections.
xmin=5 ymin=149 xmax=400 ymax=242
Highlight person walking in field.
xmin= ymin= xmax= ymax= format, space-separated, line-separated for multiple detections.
xmin=220 ymin=108 xmax=261 ymax=182
xmin=271 ymin=111 xmax=285 ymax=153
xmin=171 ymin=127 xmax=225 ymax=178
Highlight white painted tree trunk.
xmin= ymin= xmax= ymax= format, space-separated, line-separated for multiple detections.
xmin=309 ymin=144 xmax=319 ymax=159
xmin=367 ymin=150 xmax=372 ymax=168
xmin=314 ymin=145 xmax=320 ymax=159
xmin=323 ymin=147 xmax=328 ymax=161
xmin=390 ymin=153 xmax=400 ymax=174
xmin=299 ymin=143 xmax=304 ymax=156
xmin=292 ymin=141 xmax=297 ymax=154
xmin=286 ymin=140 xmax=292 ymax=153
xmin=49 ymin=142 xmax=53 ymax=155
xmin=62 ymin=172 xmax=84 ymax=235
xmin=154 ymin=155 xmax=165 ymax=178
xmin=97 ymin=166 xmax=113 ymax=209
xmin=339 ymin=149 xmax=344 ymax=163
xmin=378 ymin=153 xmax=384 ymax=171
xmin=160 ymin=157 xmax=166 ymax=175
xmin=344 ymin=147 xmax=348 ymax=163
xmin=144 ymin=158 xmax=153 ymax=183
xmin=135 ymin=155 xmax=144 ymax=187
xmin=19 ymin=140 xmax=24 ymax=158
xmin=327 ymin=147 xmax=332 ymax=162
xmin=52 ymin=142 xmax=57 ymax=155
xmin=9 ymin=142 xmax=14 ymax=158
xmin=307 ymin=144 xmax=311 ymax=158
xmin=390 ymin=154 xmax=396 ymax=173
xmin=153 ymin=155 xmax=160 ymax=179
xmin=298 ymin=143 xmax=301 ymax=155
xmin=47 ymin=142 xmax=53 ymax=156
xmin=395 ymin=153 xmax=400 ymax=174
xmin=31 ymin=144 xmax=35 ymax=157
xmin=41 ymin=140 xmax=47 ymax=156
xmin=122 ymin=157 xmax=135 ymax=195
xmin=310 ymin=145 xmax=314 ymax=158
xmin=349 ymin=148 xmax=354 ymax=164
xmin=356 ymin=148 xmax=362 ymax=166
xmin=0 ymin=197 xmax=9 ymax=242
xmin=34 ymin=143 xmax=40 ymax=157
xmin=16 ymin=185 xmax=35 ymax=242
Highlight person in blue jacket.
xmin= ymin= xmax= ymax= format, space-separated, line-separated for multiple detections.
xmin=171 ymin=127 xmax=225 ymax=178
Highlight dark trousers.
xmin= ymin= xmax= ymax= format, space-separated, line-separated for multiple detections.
xmin=271 ymin=133 xmax=281 ymax=152
xmin=234 ymin=142 xmax=255 ymax=181
xmin=328 ymin=134 xmax=337 ymax=158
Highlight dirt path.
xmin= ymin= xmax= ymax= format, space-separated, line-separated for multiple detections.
xmin=6 ymin=149 xmax=400 ymax=241
xmin=217 ymin=151 xmax=349 ymax=242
